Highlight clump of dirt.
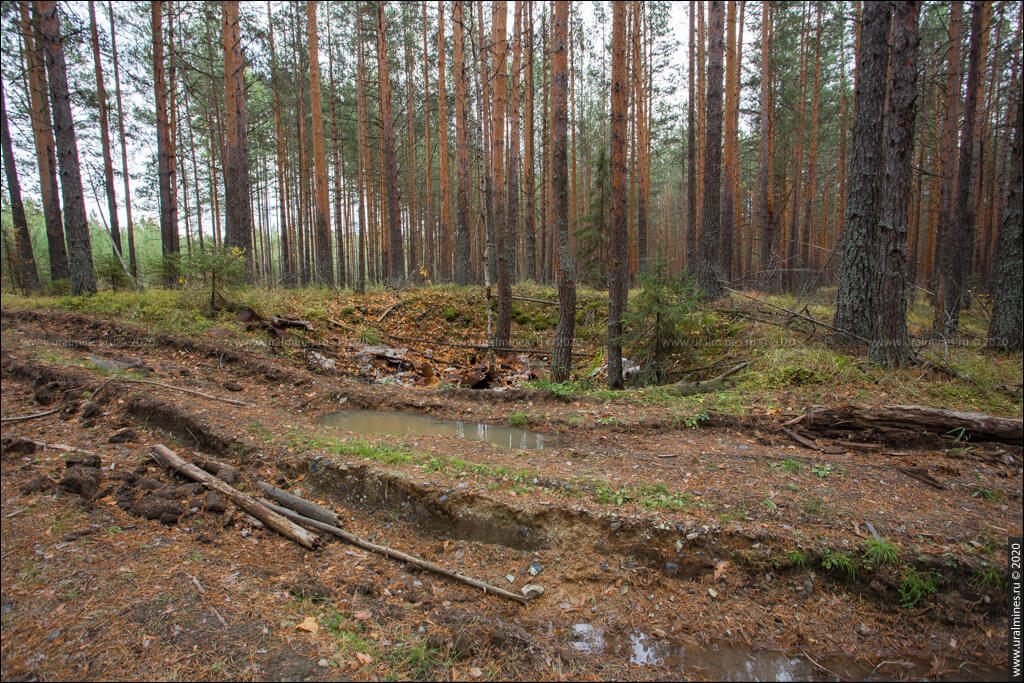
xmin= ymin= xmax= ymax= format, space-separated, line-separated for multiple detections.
xmin=32 ymin=381 xmax=62 ymax=405
xmin=2 ymin=436 xmax=36 ymax=457
xmin=131 ymin=494 xmax=184 ymax=524
xmin=124 ymin=395 xmax=236 ymax=455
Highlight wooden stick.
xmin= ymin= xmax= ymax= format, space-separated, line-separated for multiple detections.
xmin=17 ymin=438 xmax=94 ymax=454
xmin=896 ymin=466 xmax=946 ymax=490
xmin=668 ymin=362 xmax=749 ymax=395
xmin=1 ymin=408 xmax=60 ymax=423
xmin=257 ymin=481 xmax=341 ymax=526
xmin=723 ymin=286 xmax=871 ymax=344
xmin=781 ymin=426 xmax=823 ymax=452
xmin=150 ymin=445 xmax=320 ymax=549
xmin=257 ymin=498 xmax=528 ymax=604
xmin=100 ymin=377 xmax=254 ymax=407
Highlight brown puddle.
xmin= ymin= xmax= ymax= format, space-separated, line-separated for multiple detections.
xmin=317 ymin=409 xmax=555 ymax=450
xmin=568 ymin=624 xmax=1004 ymax=681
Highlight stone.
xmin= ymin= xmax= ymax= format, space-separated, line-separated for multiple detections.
xmin=520 ymin=584 xmax=544 ymax=600
xmin=528 ymin=561 xmax=542 ymax=576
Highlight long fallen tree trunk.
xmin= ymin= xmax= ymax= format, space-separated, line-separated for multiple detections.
xmin=802 ymin=404 xmax=1023 ymax=445
xmin=258 ymin=497 xmax=529 ymax=605
xmin=150 ymin=445 xmax=320 ymax=549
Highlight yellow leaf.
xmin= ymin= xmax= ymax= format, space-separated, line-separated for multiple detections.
xmin=355 ymin=652 xmax=373 ymax=665
xmin=296 ymin=616 xmax=319 ymax=634
xmin=353 ymin=610 xmax=371 ymax=620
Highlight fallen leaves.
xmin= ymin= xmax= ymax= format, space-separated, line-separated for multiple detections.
xmin=296 ymin=616 xmax=318 ymax=634
xmin=355 ymin=652 xmax=373 ymax=665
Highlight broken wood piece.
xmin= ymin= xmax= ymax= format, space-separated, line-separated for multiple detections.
xmin=257 ymin=481 xmax=340 ymax=527
xmin=257 ymin=498 xmax=528 ymax=604
xmin=833 ymin=440 xmax=883 ymax=451
xmin=668 ymin=362 xmax=749 ymax=396
xmin=896 ymin=466 xmax=946 ymax=490
xmin=14 ymin=438 xmax=94 ymax=455
xmin=1 ymin=408 xmax=60 ymax=423
xmin=781 ymin=427 xmax=823 ymax=452
xmin=94 ymin=377 xmax=253 ymax=407
xmin=781 ymin=413 xmax=806 ymax=427
xmin=803 ymin=404 xmax=1023 ymax=445
xmin=150 ymin=445 xmax=319 ymax=549
xmin=653 ymin=454 xmax=678 ymax=459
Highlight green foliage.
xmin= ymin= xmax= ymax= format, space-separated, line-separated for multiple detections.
xmin=862 ymin=538 xmax=899 ymax=568
xmin=971 ymin=565 xmax=1005 ymax=592
xmin=810 ymin=463 xmax=836 ymax=478
xmin=898 ymin=567 xmax=937 ymax=608
xmin=505 ymin=412 xmax=529 ymax=427
xmin=777 ymin=458 xmax=804 ymax=474
xmin=821 ymin=549 xmax=857 ymax=581
xmin=801 ymin=496 xmax=824 ymax=516
xmin=620 ymin=261 xmax=702 ymax=385
xmin=358 ymin=326 xmax=383 ymax=345
xmin=94 ymin=255 xmax=134 ymax=291
xmin=786 ymin=549 xmax=808 ymax=569
xmin=443 ymin=307 xmax=457 ymax=321
xmin=177 ymin=245 xmax=247 ymax=312
xmin=573 ymin=145 xmax=610 ymax=287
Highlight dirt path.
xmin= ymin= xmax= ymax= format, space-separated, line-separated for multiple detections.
xmin=1 ymin=308 xmax=1017 ymax=680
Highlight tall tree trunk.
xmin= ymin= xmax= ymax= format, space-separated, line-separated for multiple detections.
xmin=437 ymin=0 xmax=452 ymax=281
xmin=37 ymin=0 xmax=96 ymax=294
xmin=607 ymin=0 xmax=628 ymax=390
xmin=307 ymin=1 xmax=333 ymax=286
xmin=88 ymin=0 xmax=121 ymax=260
xmin=108 ymin=1 xmax=135 ymax=276
xmin=756 ymin=2 xmax=776 ymax=289
xmin=932 ymin=2 xmax=964 ymax=298
xmin=870 ymin=1 xmax=919 ymax=366
xmin=328 ymin=10 xmax=345 ymax=288
xmin=698 ymin=1 xmax=724 ymax=298
xmin=403 ymin=4 xmax=419 ymax=280
xmin=492 ymin=1 xmax=511 ymax=350
xmin=785 ymin=2 xmax=808 ymax=292
xmin=505 ymin=0 xmax=523 ymax=297
xmin=421 ymin=1 xmax=434 ymax=282
xmin=987 ymin=85 xmax=1022 ymax=351
xmin=152 ymin=1 xmax=179 ymax=277
xmin=222 ymin=0 xmax=254 ymax=277
xmin=634 ymin=4 xmax=649 ymax=276
xmin=19 ymin=1 xmax=67 ymax=283
xmin=355 ymin=2 xmax=370 ymax=293
xmin=720 ymin=0 xmax=737 ymax=283
xmin=802 ymin=3 xmax=822 ymax=275
xmin=453 ymin=1 xmax=471 ymax=285
xmin=523 ymin=2 xmax=536 ymax=282
xmin=268 ymin=1 xmax=293 ymax=285
xmin=550 ymin=1 xmax=575 ymax=383
xmin=686 ymin=0 xmax=698 ymax=274
xmin=376 ymin=1 xmax=404 ymax=284
xmin=934 ymin=2 xmax=984 ymax=336
xmin=833 ymin=1 xmax=890 ymax=342
xmin=1 ymin=77 xmax=41 ymax=291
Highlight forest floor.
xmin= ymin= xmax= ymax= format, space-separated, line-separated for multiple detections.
xmin=1 ymin=284 xmax=1020 ymax=681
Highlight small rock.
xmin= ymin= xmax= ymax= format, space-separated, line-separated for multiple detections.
xmin=803 ymin=577 xmax=814 ymax=595
xmin=528 ymin=561 xmax=542 ymax=576
xmin=108 ymin=428 xmax=137 ymax=444
xmin=79 ymin=401 xmax=103 ymax=419
xmin=858 ymin=623 xmax=871 ymax=636
xmin=317 ymin=658 xmax=330 ymax=668
xmin=521 ymin=584 xmax=544 ymax=600
xmin=599 ymin=562 xmax=609 ymax=572
xmin=686 ymin=532 xmax=700 ymax=540
xmin=664 ymin=562 xmax=680 ymax=573
xmin=708 ymin=588 xmax=718 ymax=598
xmin=505 ymin=574 xmax=516 ymax=584
xmin=223 ymin=381 xmax=244 ymax=392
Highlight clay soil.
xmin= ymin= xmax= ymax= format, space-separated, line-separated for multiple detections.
xmin=1 ymin=307 xmax=1019 ymax=681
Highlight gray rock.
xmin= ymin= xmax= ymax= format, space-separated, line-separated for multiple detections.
xmin=528 ymin=561 xmax=542 ymax=576
xmin=520 ymin=584 xmax=544 ymax=600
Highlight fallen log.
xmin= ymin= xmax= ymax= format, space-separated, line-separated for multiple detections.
xmin=667 ymin=362 xmax=748 ymax=396
xmin=257 ymin=481 xmax=340 ymax=526
xmin=150 ymin=445 xmax=319 ymax=549
xmin=802 ymin=404 xmax=1023 ymax=445
xmin=258 ymin=497 xmax=528 ymax=605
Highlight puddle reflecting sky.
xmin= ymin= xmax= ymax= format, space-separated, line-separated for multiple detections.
xmin=317 ymin=409 xmax=554 ymax=450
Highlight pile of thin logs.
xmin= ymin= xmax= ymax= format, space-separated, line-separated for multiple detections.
xmin=150 ymin=445 xmax=527 ymax=604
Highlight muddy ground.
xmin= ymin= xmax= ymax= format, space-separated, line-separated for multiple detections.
xmin=1 ymin=307 xmax=1019 ymax=681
